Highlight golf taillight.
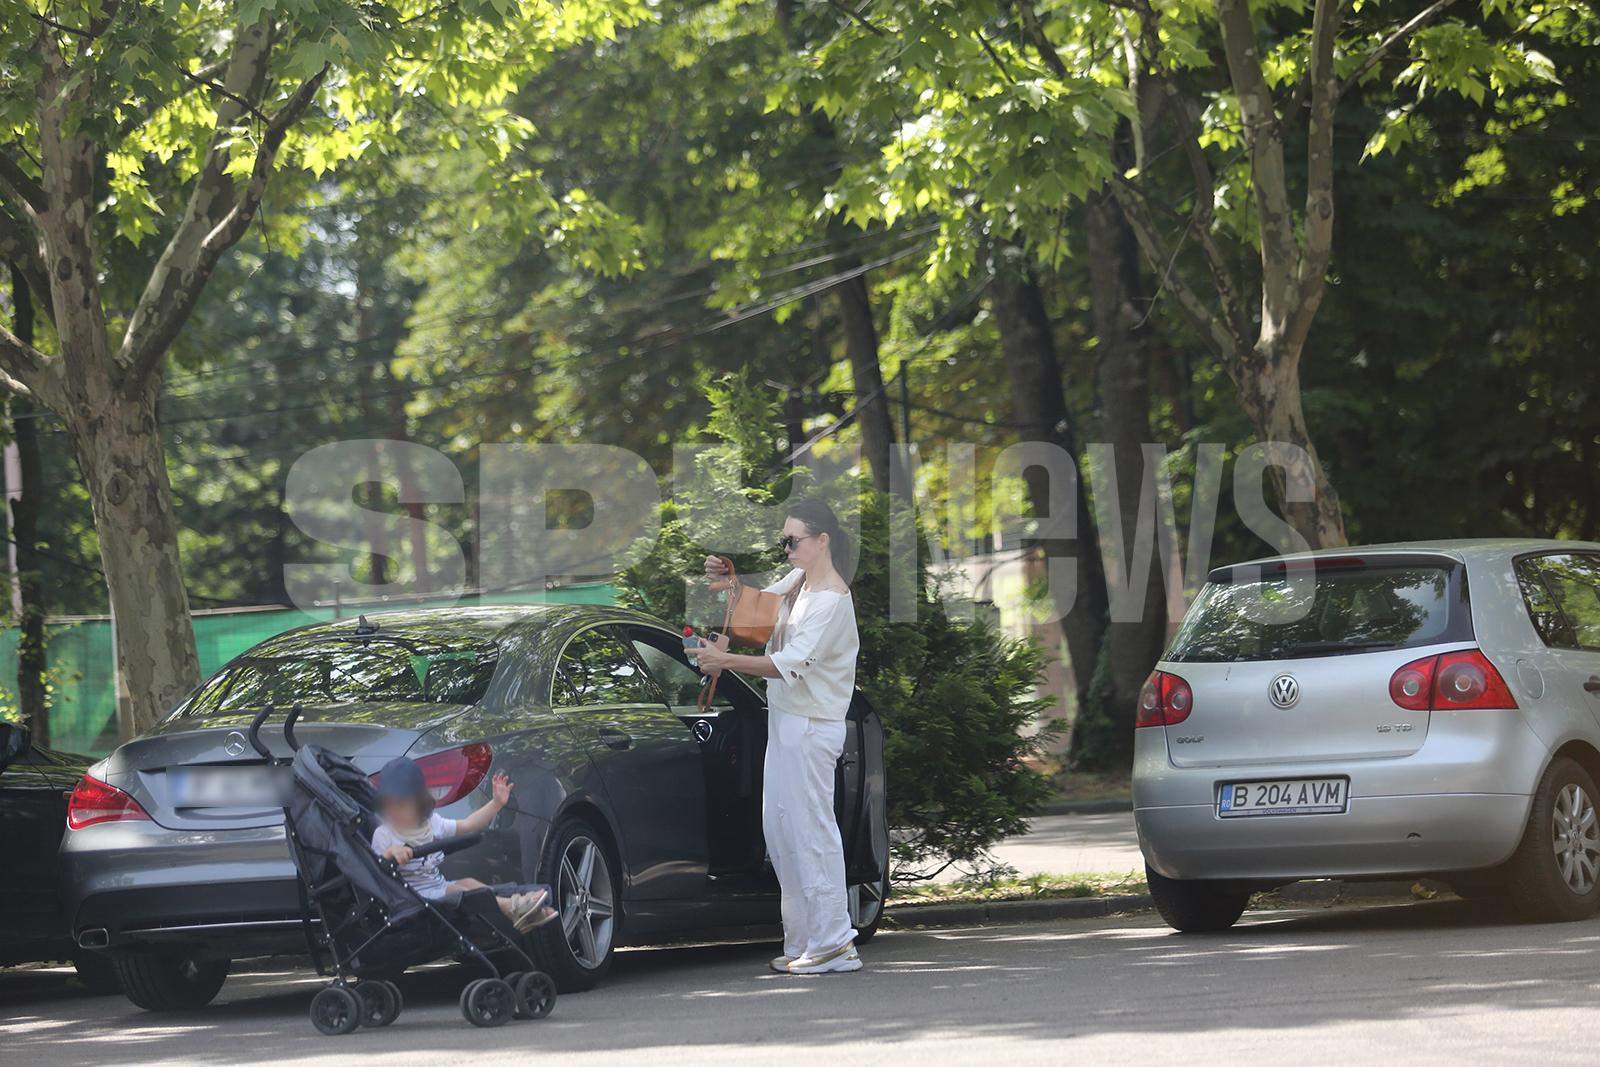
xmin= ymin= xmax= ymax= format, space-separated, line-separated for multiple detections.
xmin=1389 ymin=649 xmax=1517 ymax=712
xmin=415 ymin=743 xmax=493 ymax=806
xmin=67 ymin=774 xmax=151 ymax=830
xmin=1136 ymin=670 xmax=1193 ymax=727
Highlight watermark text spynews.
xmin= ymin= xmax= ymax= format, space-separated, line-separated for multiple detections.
xmin=283 ymin=440 xmax=1325 ymax=626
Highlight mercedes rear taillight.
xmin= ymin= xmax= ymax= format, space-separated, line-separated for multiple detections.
xmin=67 ymin=774 xmax=152 ymax=830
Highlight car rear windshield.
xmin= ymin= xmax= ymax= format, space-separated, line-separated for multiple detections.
xmin=180 ymin=634 xmax=500 ymax=717
xmin=1165 ymin=559 xmax=1469 ymax=663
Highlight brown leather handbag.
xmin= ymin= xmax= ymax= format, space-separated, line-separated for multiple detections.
xmin=696 ymin=556 xmax=799 ymax=714
xmin=707 ymin=555 xmax=792 ymax=648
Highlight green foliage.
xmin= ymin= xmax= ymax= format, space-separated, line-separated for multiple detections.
xmin=617 ymin=376 xmax=1055 ymax=876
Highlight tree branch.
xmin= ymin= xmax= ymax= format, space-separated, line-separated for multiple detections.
xmin=178 ymin=63 xmax=271 ymax=125
xmin=1110 ymin=178 xmax=1241 ymax=361
xmin=0 ymin=319 xmax=58 ymax=407
xmin=1126 ymin=0 xmax=1249 ymax=343
xmin=0 ymin=150 xmax=45 ymax=215
xmin=0 ymin=204 xmax=49 ymax=301
xmin=826 ymin=0 xmax=887 ymax=36
xmin=1215 ymin=0 xmax=1298 ymax=329
xmin=115 ymin=58 xmax=231 ymax=138
xmin=1013 ymin=0 xmax=1069 ymax=77
xmin=1290 ymin=0 xmax=1344 ymax=355
xmin=120 ymin=54 xmax=329 ymax=392
xmin=1338 ymin=0 xmax=1459 ymax=98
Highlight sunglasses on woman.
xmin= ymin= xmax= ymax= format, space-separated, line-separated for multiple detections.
xmin=777 ymin=533 xmax=818 ymax=552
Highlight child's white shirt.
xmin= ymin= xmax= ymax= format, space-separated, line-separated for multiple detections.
xmin=371 ymin=812 xmax=458 ymax=900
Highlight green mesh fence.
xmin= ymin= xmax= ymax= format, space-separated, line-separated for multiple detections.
xmin=0 ymin=584 xmax=617 ymax=756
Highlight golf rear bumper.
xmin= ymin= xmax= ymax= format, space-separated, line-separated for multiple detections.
xmin=1136 ymin=791 xmax=1531 ymax=882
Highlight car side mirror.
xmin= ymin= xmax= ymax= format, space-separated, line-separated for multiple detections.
xmin=0 ymin=721 xmax=31 ymax=772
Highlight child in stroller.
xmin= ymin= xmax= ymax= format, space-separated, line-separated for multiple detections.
xmin=371 ymin=756 xmax=557 ymax=932
xmin=259 ymin=707 xmax=561 ymax=1035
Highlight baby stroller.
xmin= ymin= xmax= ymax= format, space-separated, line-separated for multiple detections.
xmin=248 ymin=706 xmax=557 ymax=1035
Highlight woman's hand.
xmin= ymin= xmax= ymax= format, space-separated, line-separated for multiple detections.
xmin=704 ymin=554 xmax=732 ymax=586
xmin=689 ymin=632 xmax=732 ymax=674
xmin=491 ymin=772 xmax=513 ymax=807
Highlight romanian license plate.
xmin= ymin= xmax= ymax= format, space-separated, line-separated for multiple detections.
xmin=169 ymin=765 xmax=286 ymax=809
xmin=1217 ymin=777 xmax=1348 ymax=818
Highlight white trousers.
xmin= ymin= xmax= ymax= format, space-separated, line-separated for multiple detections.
xmin=764 ymin=707 xmax=856 ymax=960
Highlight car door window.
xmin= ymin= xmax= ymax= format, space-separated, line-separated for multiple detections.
xmin=553 ymin=628 xmax=662 ymax=707
xmin=1517 ymin=553 xmax=1600 ymax=650
xmin=630 ymin=637 xmax=730 ymax=708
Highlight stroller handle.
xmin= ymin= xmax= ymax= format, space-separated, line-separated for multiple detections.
xmin=410 ymin=833 xmax=483 ymax=859
xmin=246 ymin=708 xmax=274 ymax=758
xmin=284 ymin=704 xmax=304 ymax=752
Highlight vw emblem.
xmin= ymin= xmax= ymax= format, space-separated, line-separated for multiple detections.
xmin=224 ymin=731 xmax=248 ymax=757
xmin=1269 ymin=674 xmax=1300 ymax=709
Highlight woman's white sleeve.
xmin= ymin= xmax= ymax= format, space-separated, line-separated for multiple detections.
xmin=761 ymin=568 xmax=804 ymax=595
xmin=768 ymin=596 xmax=842 ymax=681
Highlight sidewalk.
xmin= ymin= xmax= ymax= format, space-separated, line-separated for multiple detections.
xmin=930 ymin=811 xmax=1144 ymax=883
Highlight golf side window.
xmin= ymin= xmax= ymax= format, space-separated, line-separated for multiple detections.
xmin=552 ymin=627 xmax=661 ymax=708
xmin=1515 ymin=553 xmax=1600 ymax=650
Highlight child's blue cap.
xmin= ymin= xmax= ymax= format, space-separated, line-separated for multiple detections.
xmin=376 ymin=756 xmax=425 ymax=800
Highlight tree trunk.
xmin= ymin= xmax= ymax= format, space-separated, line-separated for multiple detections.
xmin=69 ymin=388 xmax=200 ymax=738
xmin=385 ymin=365 xmax=431 ymax=590
xmin=836 ymin=265 xmax=898 ymax=492
xmin=1229 ymin=342 xmax=1347 ymax=548
xmin=989 ymin=249 xmax=1109 ymax=735
xmin=7 ymin=264 xmax=47 ymax=745
xmin=1085 ymin=195 xmax=1168 ymax=730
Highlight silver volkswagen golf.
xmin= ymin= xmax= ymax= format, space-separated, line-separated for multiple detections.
xmin=1135 ymin=539 xmax=1600 ymax=931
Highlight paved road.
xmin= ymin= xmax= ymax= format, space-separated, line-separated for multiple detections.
xmin=7 ymin=899 xmax=1598 ymax=1065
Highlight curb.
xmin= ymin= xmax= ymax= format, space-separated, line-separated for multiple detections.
xmin=882 ymin=880 xmax=1424 ymax=929
xmin=884 ymin=893 xmax=1153 ymax=928
xmin=1033 ymin=798 xmax=1132 ymax=816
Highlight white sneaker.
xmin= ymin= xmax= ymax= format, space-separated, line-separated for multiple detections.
xmin=769 ymin=955 xmax=796 ymax=973
xmin=786 ymin=943 xmax=862 ymax=974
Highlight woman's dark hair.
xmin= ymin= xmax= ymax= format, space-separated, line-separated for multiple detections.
xmin=787 ymin=497 xmax=854 ymax=582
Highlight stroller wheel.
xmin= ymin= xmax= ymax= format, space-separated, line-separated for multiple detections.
xmin=354 ymin=980 xmax=401 ymax=1027
xmin=513 ymin=971 xmax=558 ymax=1020
xmin=310 ymin=985 xmax=361 ymax=1036
xmin=461 ymin=977 xmax=515 ymax=1028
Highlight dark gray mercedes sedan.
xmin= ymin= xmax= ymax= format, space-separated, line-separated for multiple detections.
xmin=59 ymin=606 xmax=889 ymax=1010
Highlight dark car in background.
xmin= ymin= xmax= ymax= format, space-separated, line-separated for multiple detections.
xmin=59 ymin=605 xmax=889 ymax=1011
xmin=0 ymin=721 xmax=118 ymax=993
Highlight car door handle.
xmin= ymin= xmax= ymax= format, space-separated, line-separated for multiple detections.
xmin=1585 ymin=676 xmax=1600 ymax=695
xmin=597 ymin=727 xmax=633 ymax=750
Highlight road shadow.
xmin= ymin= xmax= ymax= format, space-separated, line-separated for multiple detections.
xmin=4 ymin=899 xmax=1599 ymax=1063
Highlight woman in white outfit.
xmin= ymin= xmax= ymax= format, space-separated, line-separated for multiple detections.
xmin=691 ymin=499 xmax=863 ymax=975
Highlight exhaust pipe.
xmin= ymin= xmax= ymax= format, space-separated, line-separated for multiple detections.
xmin=76 ymin=928 xmax=110 ymax=949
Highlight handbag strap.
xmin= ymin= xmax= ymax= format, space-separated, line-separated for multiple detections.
xmin=697 ymin=556 xmax=740 ymax=714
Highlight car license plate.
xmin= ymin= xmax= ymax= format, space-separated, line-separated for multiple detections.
xmin=1217 ymin=777 xmax=1347 ymax=818
xmin=169 ymin=765 xmax=286 ymax=809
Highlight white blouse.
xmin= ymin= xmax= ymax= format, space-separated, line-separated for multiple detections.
xmin=761 ymin=568 xmax=859 ymax=722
